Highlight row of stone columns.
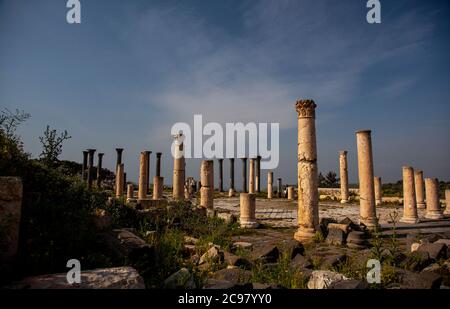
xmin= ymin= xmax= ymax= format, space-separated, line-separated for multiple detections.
xmin=81 ymin=149 xmax=106 ymax=189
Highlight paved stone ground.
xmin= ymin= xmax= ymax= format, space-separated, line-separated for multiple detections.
xmin=215 ymin=196 xmax=450 ymax=234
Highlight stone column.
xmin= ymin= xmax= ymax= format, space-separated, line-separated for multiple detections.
xmin=153 ymin=176 xmax=164 ymax=200
xmin=156 ymin=152 xmax=162 ymax=177
xmin=294 ymin=99 xmax=319 ymax=241
xmin=82 ymin=150 xmax=88 ymax=181
xmin=218 ymin=159 xmax=224 ymax=192
xmin=241 ymin=158 xmax=247 ymax=193
xmin=339 ymin=151 xmax=349 ymax=204
xmin=240 ymin=193 xmax=258 ymax=228
xmin=172 ymin=135 xmax=185 ymax=201
xmin=123 ymin=172 xmax=127 ymax=191
xmin=256 ymin=156 xmax=261 ymax=193
xmin=287 ymin=186 xmax=295 ymax=201
xmin=127 ymin=184 xmax=134 ymax=200
xmin=277 ymin=178 xmax=282 ymax=198
xmin=115 ymin=163 xmax=124 ymax=197
xmin=400 ymin=166 xmax=419 ymax=223
xmin=138 ymin=152 xmax=148 ymax=200
xmin=145 ymin=151 xmax=152 ymax=194
xmin=445 ymin=189 xmax=450 ymax=215
xmin=356 ymin=130 xmax=377 ymax=229
xmin=425 ymin=178 xmax=443 ymax=219
xmin=414 ymin=170 xmax=426 ymax=209
xmin=249 ymin=158 xmax=255 ymax=194
xmin=374 ymin=177 xmax=382 ymax=206
xmin=228 ymin=158 xmax=235 ymax=197
xmin=200 ymin=160 xmax=214 ymax=209
xmin=96 ymin=153 xmax=104 ymax=188
xmin=115 ymin=148 xmax=124 ymax=166
xmin=87 ymin=149 xmax=96 ymax=188
xmin=267 ymin=172 xmax=273 ymax=199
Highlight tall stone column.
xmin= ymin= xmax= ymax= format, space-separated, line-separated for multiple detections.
xmin=249 ymin=158 xmax=255 ymax=194
xmin=425 ymin=178 xmax=443 ymax=219
xmin=267 ymin=172 xmax=273 ymax=199
xmin=374 ymin=177 xmax=382 ymax=206
xmin=277 ymin=178 xmax=282 ymax=198
xmin=241 ymin=158 xmax=247 ymax=193
xmin=115 ymin=148 xmax=124 ymax=167
xmin=356 ymin=130 xmax=377 ymax=229
xmin=138 ymin=152 xmax=149 ymax=200
xmin=229 ymin=158 xmax=235 ymax=197
xmin=127 ymin=184 xmax=134 ymax=200
xmin=240 ymin=193 xmax=258 ymax=228
xmin=200 ymin=160 xmax=214 ymax=209
xmin=145 ymin=151 xmax=152 ymax=194
xmin=287 ymin=186 xmax=295 ymax=201
xmin=82 ymin=151 xmax=88 ymax=181
xmin=87 ymin=149 xmax=96 ymax=188
xmin=256 ymin=156 xmax=261 ymax=193
xmin=218 ymin=159 xmax=224 ymax=192
xmin=115 ymin=163 xmax=124 ymax=197
xmin=400 ymin=166 xmax=419 ymax=223
xmin=414 ymin=170 xmax=426 ymax=209
xmin=96 ymin=153 xmax=104 ymax=188
xmin=339 ymin=151 xmax=349 ymax=204
xmin=123 ymin=172 xmax=127 ymax=191
xmin=156 ymin=152 xmax=162 ymax=177
xmin=172 ymin=135 xmax=185 ymax=201
xmin=444 ymin=189 xmax=450 ymax=216
xmin=294 ymin=99 xmax=319 ymax=241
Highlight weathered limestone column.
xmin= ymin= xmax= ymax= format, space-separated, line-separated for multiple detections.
xmin=294 ymin=99 xmax=319 ymax=241
xmin=241 ymin=158 xmax=247 ymax=193
xmin=445 ymin=189 xmax=450 ymax=215
xmin=123 ymin=172 xmax=127 ymax=191
xmin=87 ymin=149 xmax=96 ymax=188
xmin=115 ymin=148 xmax=124 ymax=166
xmin=415 ymin=170 xmax=426 ymax=209
xmin=356 ymin=130 xmax=378 ymax=229
xmin=138 ymin=152 xmax=148 ymax=200
xmin=249 ymin=158 xmax=255 ymax=194
xmin=400 ymin=166 xmax=419 ymax=223
xmin=218 ymin=159 xmax=224 ymax=192
xmin=339 ymin=151 xmax=349 ymax=204
xmin=0 ymin=177 xmax=22 ymax=276
xmin=425 ymin=178 xmax=443 ymax=219
xmin=374 ymin=177 xmax=382 ymax=206
xmin=287 ymin=186 xmax=295 ymax=201
xmin=115 ymin=163 xmax=124 ymax=197
xmin=256 ymin=156 xmax=261 ymax=193
xmin=277 ymin=178 xmax=282 ymax=198
xmin=240 ymin=193 xmax=258 ymax=228
xmin=145 ymin=151 xmax=152 ymax=194
xmin=200 ymin=160 xmax=214 ymax=209
xmin=82 ymin=150 xmax=88 ymax=181
xmin=96 ymin=153 xmax=104 ymax=188
xmin=267 ymin=172 xmax=273 ymax=199
xmin=153 ymin=176 xmax=164 ymax=200
xmin=229 ymin=158 xmax=235 ymax=197
xmin=172 ymin=135 xmax=185 ymax=201
xmin=156 ymin=152 xmax=162 ymax=177
xmin=127 ymin=184 xmax=134 ymax=200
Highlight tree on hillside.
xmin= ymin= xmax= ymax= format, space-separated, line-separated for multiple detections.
xmin=325 ymin=171 xmax=338 ymax=188
xmin=39 ymin=125 xmax=71 ymax=166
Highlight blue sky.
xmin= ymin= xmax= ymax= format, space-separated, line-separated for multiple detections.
xmin=1 ymin=0 xmax=449 ymax=187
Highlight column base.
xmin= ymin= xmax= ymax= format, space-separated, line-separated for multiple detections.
xmin=375 ymin=200 xmax=382 ymax=206
xmin=240 ymin=220 xmax=259 ymax=229
xmin=417 ymin=203 xmax=426 ymax=209
xmin=399 ymin=217 xmax=420 ymax=224
xmin=425 ymin=211 xmax=444 ymax=220
xmin=294 ymin=227 xmax=316 ymax=242
xmin=228 ymin=189 xmax=236 ymax=197
xmin=340 ymin=199 xmax=349 ymax=204
xmin=359 ymin=217 xmax=379 ymax=230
